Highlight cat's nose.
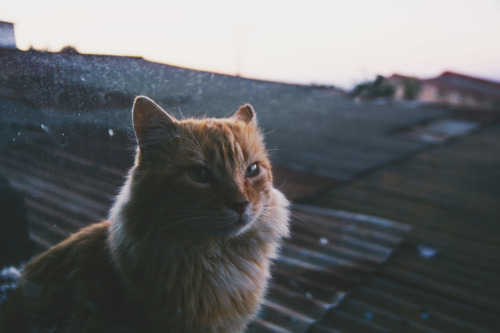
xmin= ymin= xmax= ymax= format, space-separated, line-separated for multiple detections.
xmin=228 ymin=200 xmax=249 ymax=214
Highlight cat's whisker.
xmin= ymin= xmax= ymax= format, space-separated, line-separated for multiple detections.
xmin=274 ymin=179 xmax=289 ymax=192
xmin=263 ymin=128 xmax=277 ymax=136
xmin=261 ymin=205 xmax=308 ymax=225
xmin=175 ymin=135 xmax=205 ymax=159
xmin=183 ymin=124 xmax=204 ymax=153
xmin=135 ymin=200 xmax=211 ymax=214
xmin=289 ymin=212 xmax=310 ymax=225
xmin=165 ymin=214 xmax=225 ymax=230
xmin=177 ymin=107 xmax=185 ymax=119
xmin=159 ymin=216 xmax=207 ymax=231
xmin=147 ymin=206 xmax=210 ymax=214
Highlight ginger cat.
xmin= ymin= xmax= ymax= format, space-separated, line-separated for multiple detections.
xmin=0 ymin=96 xmax=290 ymax=332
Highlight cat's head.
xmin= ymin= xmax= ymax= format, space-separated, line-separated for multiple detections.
xmin=118 ymin=96 xmax=286 ymax=241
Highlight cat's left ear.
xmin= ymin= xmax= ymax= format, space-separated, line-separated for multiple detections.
xmin=233 ymin=104 xmax=257 ymax=127
xmin=132 ymin=96 xmax=178 ymax=157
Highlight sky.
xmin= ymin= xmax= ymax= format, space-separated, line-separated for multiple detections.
xmin=2 ymin=0 xmax=500 ymax=89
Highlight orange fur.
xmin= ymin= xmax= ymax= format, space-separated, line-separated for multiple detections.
xmin=0 ymin=96 xmax=290 ymax=332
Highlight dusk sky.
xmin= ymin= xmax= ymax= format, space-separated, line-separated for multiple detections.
xmin=2 ymin=0 xmax=500 ymax=88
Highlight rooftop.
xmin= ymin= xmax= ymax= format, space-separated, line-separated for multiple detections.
xmin=1 ymin=48 xmax=499 ymax=332
xmin=389 ymin=71 xmax=500 ymax=102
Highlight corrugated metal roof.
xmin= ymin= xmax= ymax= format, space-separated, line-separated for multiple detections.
xmin=0 ymin=47 xmax=451 ymax=182
xmin=249 ymin=205 xmax=410 ymax=332
xmin=396 ymin=118 xmax=480 ymax=144
xmin=305 ymin=122 xmax=500 ymax=332
xmin=2 ymin=101 xmax=500 ymax=332
xmin=0 ymin=129 xmax=410 ymax=332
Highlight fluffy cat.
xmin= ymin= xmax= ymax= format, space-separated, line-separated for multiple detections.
xmin=0 ymin=96 xmax=290 ymax=332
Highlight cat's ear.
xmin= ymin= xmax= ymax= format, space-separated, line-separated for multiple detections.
xmin=233 ymin=104 xmax=257 ymax=126
xmin=132 ymin=96 xmax=177 ymax=156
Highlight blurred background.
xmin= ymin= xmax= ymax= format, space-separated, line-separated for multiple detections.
xmin=3 ymin=0 xmax=500 ymax=88
xmin=1 ymin=1 xmax=499 ymax=332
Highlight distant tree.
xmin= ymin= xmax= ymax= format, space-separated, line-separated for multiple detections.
xmin=59 ymin=46 xmax=79 ymax=55
xmin=402 ymin=77 xmax=421 ymax=100
xmin=352 ymin=75 xmax=395 ymax=100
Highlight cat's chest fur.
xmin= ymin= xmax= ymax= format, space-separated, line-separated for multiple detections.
xmin=110 ymin=214 xmax=281 ymax=333
xmin=167 ymin=244 xmax=270 ymax=332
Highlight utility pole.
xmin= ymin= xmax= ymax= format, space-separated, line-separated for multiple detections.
xmin=235 ymin=26 xmax=242 ymax=77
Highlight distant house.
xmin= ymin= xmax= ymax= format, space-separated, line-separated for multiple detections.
xmin=0 ymin=21 xmax=16 ymax=49
xmin=388 ymin=72 xmax=500 ymax=111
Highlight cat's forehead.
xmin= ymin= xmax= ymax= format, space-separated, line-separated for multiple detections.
xmin=177 ymin=117 xmax=265 ymax=166
xmin=182 ymin=118 xmax=248 ymax=142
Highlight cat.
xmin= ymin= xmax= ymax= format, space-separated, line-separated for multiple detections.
xmin=0 ymin=96 xmax=290 ymax=333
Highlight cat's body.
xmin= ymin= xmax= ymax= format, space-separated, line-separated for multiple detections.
xmin=0 ymin=97 xmax=290 ymax=332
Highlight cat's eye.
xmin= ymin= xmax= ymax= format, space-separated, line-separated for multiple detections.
xmin=188 ymin=167 xmax=212 ymax=183
xmin=245 ymin=163 xmax=259 ymax=178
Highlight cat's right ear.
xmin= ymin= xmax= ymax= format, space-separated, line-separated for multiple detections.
xmin=132 ymin=96 xmax=177 ymax=158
